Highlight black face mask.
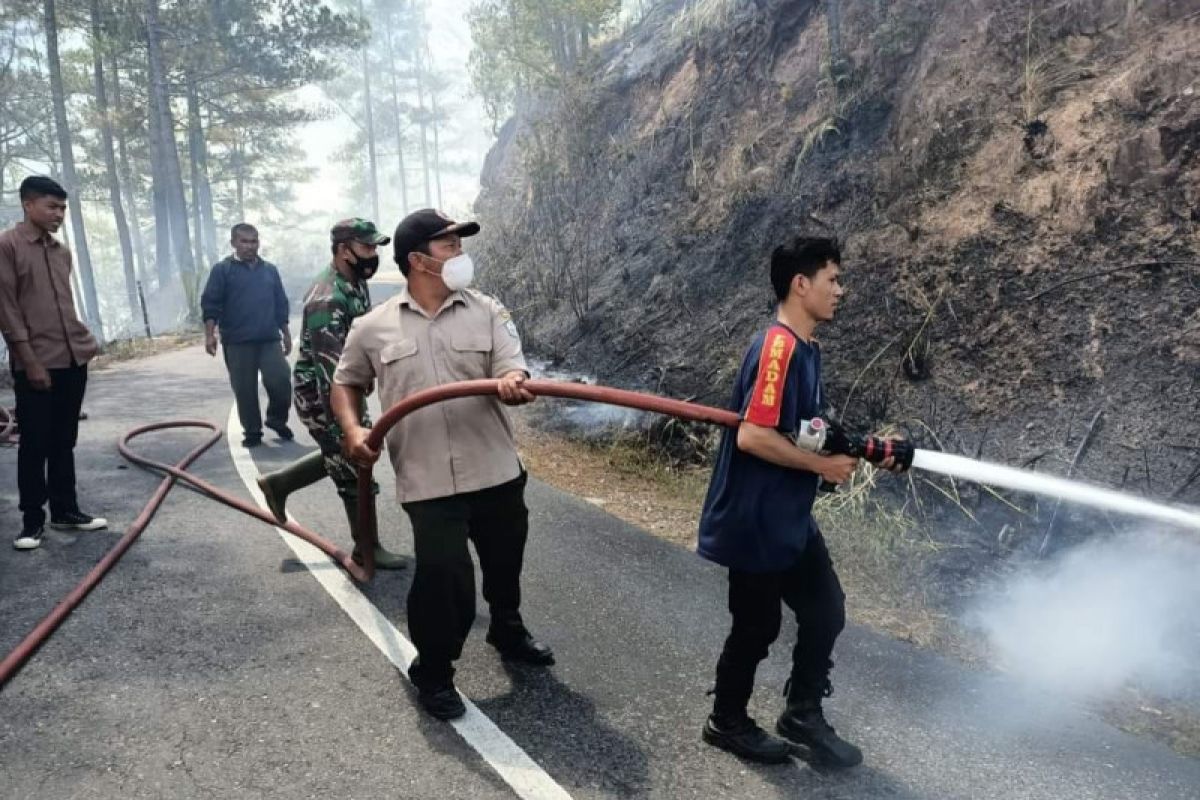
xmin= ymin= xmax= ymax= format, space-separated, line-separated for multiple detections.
xmin=348 ymin=253 xmax=379 ymax=279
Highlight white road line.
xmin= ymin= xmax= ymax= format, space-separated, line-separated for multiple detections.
xmin=226 ymin=406 xmax=574 ymax=800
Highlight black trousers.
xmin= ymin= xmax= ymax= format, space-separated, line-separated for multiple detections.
xmin=712 ymin=531 xmax=846 ymax=720
xmin=402 ymin=473 xmax=530 ymax=688
xmin=13 ymin=364 xmax=88 ymax=530
xmin=222 ymin=341 xmax=290 ymax=438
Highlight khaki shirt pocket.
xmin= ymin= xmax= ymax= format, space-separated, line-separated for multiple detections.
xmin=378 ymin=338 xmax=420 ymax=399
xmin=448 ymin=332 xmax=491 ymax=380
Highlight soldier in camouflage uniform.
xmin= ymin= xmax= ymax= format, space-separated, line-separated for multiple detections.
xmin=256 ymin=218 xmax=407 ymax=569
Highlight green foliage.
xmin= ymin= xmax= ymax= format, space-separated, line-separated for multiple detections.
xmin=467 ymin=0 xmax=620 ymax=131
xmin=0 ymin=0 xmax=361 ymax=332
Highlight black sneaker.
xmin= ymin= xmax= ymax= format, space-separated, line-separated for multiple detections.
xmin=49 ymin=511 xmax=108 ymax=532
xmin=703 ymin=715 xmax=793 ymax=764
xmin=776 ymin=705 xmax=863 ymax=768
xmin=485 ymin=630 xmax=555 ymax=666
xmin=13 ymin=527 xmax=44 ymax=551
xmin=415 ymin=684 xmax=466 ymax=720
xmin=268 ymin=424 xmax=294 ymax=441
xmin=242 ymin=434 xmax=263 ymax=448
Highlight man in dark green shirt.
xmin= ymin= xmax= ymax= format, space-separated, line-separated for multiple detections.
xmin=256 ymin=218 xmax=406 ymax=569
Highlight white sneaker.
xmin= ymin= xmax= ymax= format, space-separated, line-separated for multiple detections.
xmin=13 ymin=528 xmax=44 ymax=550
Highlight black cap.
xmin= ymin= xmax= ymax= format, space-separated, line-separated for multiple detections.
xmin=392 ymin=209 xmax=480 ymax=266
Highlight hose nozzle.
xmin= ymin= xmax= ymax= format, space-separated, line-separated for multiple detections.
xmin=794 ymin=417 xmax=914 ymax=490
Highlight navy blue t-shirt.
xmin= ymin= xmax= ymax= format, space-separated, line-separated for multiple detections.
xmin=200 ymin=257 xmax=290 ymax=345
xmin=697 ymin=323 xmax=825 ymax=573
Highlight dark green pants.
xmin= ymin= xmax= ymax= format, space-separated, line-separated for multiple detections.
xmin=222 ymin=341 xmax=290 ymax=438
xmin=403 ymin=472 xmax=530 ymax=688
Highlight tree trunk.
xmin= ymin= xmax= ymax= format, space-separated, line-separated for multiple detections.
xmin=358 ymin=0 xmax=380 ymax=220
xmin=413 ymin=42 xmax=432 ymax=206
xmin=383 ymin=13 xmax=409 ymax=215
xmin=199 ymin=105 xmax=218 ymax=262
xmin=185 ymin=78 xmax=207 ymax=271
xmin=0 ymin=123 xmax=7 ymax=206
xmin=233 ymin=140 xmax=246 ymax=222
xmin=145 ymin=0 xmax=196 ymax=308
xmin=111 ymin=65 xmax=149 ymax=287
xmin=45 ymin=0 xmax=104 ymax=337
xmin=148 ymin=101 xmax=173 ymax=287
xmin=64 ymin=226 xmax=87 ymax=319
xmin=0 ymin=122 xmax=6 ymax=202
xmin=430 ymin=73 xmax=443 ymax=209
xmin=90 ymin=0 xmax=139 ymax=328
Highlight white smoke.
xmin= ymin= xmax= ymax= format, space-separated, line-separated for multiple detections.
xmin=969 ymin=531 xmax=1200 ymax=700
xmin=525 ymin=357 xmax=650 ymax=435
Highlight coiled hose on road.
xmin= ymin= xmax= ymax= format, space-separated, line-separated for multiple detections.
xmin=0 ymin=380 xmax=741 ymax=688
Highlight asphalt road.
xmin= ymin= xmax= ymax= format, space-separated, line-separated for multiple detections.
xmin=1 ymin=346 xmax=1198 ymax=799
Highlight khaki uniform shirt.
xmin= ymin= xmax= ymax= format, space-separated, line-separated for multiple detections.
xmin=334 ymin=286 xmax=528 ymax=503
xmin=0 ymin=221 xmax=99 ymax=370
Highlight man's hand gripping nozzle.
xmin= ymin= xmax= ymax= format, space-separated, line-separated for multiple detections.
xmin=792 ymin=417 xmax=915 ymax=491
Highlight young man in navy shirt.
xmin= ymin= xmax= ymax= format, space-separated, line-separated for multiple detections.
xmin=698 ymin=237 xmax=903 ymax=767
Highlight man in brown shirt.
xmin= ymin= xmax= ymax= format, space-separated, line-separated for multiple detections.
xmin=332 ymin=209 xmax=552 ymax=721
xmin=0 ymin=176 xmax=107 ymax=551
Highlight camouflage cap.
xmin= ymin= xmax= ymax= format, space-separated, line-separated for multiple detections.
xmin=330 ymin=218 xmax=391 ymax=246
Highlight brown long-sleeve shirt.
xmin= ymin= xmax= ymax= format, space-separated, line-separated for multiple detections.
xmin=0 ymin=221 xmax=99 ymax=370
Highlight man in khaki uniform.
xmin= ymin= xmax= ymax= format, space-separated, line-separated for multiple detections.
xmin=331 ymin=209 xmax=552 ymax=721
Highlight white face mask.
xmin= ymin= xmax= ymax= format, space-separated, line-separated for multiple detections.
xmin=440 ymin=253 xmax=474 ymax=291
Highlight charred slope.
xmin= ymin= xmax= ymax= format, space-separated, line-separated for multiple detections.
xmin=474 ymin=0 xmax=1200 ymax=541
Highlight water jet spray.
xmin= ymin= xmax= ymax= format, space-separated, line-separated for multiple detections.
xmin=790 ymin=415 xmax=1200 ymax=530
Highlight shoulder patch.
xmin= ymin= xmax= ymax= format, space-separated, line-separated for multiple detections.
xmin=466 ymin=287 xmax=505 ymax=310
xmin=744 ymin=326 xmax=797 ymax=427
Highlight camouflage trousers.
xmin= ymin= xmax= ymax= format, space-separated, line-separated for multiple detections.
xmin=300 ymin=415 xmax=379 ymax=499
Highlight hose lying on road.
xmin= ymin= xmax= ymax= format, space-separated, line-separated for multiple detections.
xmin=7 ymin=378 xmax=1196 ymax=687
xmin=0 ymin=420 xmax=365 ymax=689
xmin=0 ymin=381 xmax=739 ymax=688
xmin=0 ymin=406 xmax=17 ymax=446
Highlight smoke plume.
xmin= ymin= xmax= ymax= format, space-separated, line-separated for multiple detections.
xmin=969 ymin=531 xmax=1200 ymax=701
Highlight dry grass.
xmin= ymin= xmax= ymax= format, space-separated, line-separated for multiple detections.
xmin=513 ymin=412 xmax=972 ymax=655
xmin=1103 ymin=689 xmax=1200 ymax=759
xmin=92 ymin=332 xmax=203 ymax=370
xmin=667 ymin=0 xmax=738 ymax=50
xmin=514 ymin=415 xmax=709 ymax=547
xmin=813 ymin=461 xmax=981 ymax=660
xmin=514 ymin=419 xmax=1200 ymax=756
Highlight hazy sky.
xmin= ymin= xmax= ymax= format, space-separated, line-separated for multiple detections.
xmin=293 ymin=0 xmax=494 ymax=224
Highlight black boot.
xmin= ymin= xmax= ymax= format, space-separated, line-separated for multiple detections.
xmin=776 ymin=679 xmax=862 ymax=768
xmin=486 ymin=612 xmax=554 ymax=665
xmin=703 ymin=713 xmax=792 ymax=764
xmin=409 ymin=658 xmax=465 ymax=720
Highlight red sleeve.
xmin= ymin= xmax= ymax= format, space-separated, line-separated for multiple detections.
xmin=744 ymin=326 xmax=797 ymax=427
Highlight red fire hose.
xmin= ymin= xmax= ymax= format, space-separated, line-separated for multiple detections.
xmin=0 ymin=380 xmax=739 ymax=688
xmin=0 ymin=406 xmax=18 ymax=446
xmin=0 ymin=420 xmax=365 ymax=688
xmin=353 ymin=379 xmax=740 ymax=580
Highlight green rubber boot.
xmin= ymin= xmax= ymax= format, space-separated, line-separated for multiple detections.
xmin=343 ymin=495 xmax=408 ymax=570
xmin=257 ymin=450 xmax=327 ymax=524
